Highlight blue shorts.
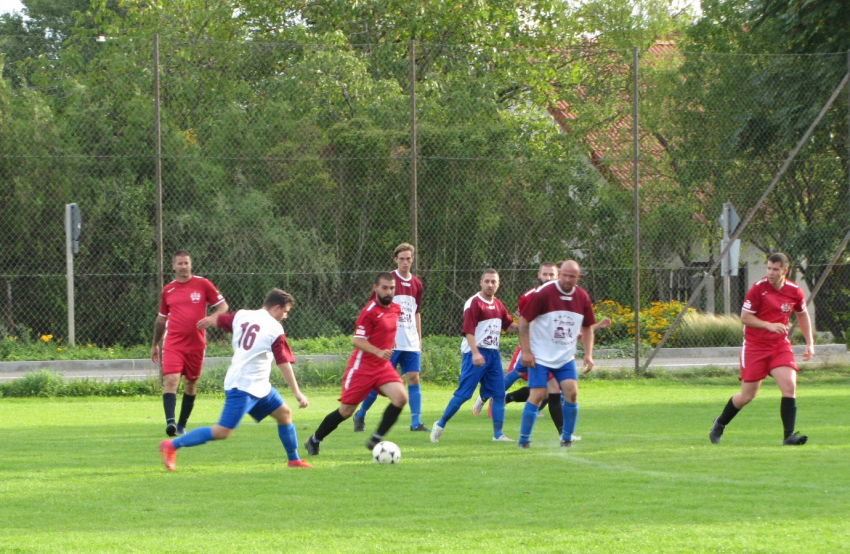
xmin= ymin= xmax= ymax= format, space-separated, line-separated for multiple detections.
xmin=390 ymin=350 xmax=421 ymax=374
xmin=528 ymin=360 xmax=577 ymax=388
xmin=218 ymin=388 xmax=284 ymax=429
xmin=455 ymin=349 xmax=505 ymax=400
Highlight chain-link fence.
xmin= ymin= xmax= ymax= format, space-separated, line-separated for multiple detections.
xmin=1 ymin=34 xmax=848 ymax=362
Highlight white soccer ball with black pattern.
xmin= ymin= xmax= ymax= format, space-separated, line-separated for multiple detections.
xmin=372 ymin=441 xmax=401 ymax=464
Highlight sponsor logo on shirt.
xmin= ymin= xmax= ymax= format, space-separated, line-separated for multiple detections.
xmin=401 ymin=282 xmax=411 ymax=287
xmin=552 ymin=315 xmax=575 ymax=342
xmin=743 ymin=300 xmax=752 ymax=310
xmin=487 ymin=305 xmax=496 ymax=310
xmin=190 ymin=291 xmax=202 ymax=303
xmin=355 ymin=326 xmax=366 ymax=336
xmin=560 ymin=295 xmax=573 ymax=301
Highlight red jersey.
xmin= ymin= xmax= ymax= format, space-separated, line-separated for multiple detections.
xmin=158 ymin=276 xmax=226 ymax=351
xmin=522 ymin=280 xmax=596 ymax=367
xmin=517 ymin=287 xmax=536 ymax=317
xmin=368 ymin=270 xmax=423 ymax=352
xmin=348 ymin=300 xmax=402 ymax=371
xmin=741 ymin=277 xmax=806 ymax=348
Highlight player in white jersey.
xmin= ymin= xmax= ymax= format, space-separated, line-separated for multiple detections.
xmin=430 ymin=269 xmax=518 ymax=444
xmin=354 ymin=243 xmax=429 ymax=432
xmin=517 ymin=260 xmax=597 ymax=449
xmin=159 ymin=289 xmax=311 ymax=470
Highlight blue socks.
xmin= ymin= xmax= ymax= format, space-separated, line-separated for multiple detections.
xmin=172 ymin=426 xmax=214 ymax=449
xmin=170 ymin=424 xmax=302 ymax=462
xmin=491 ymin=396 xmax=506 ymax=438
xmin=438 ymin=395 xmax=467 ymax=428
xmin=562 ymin=401 xmax=578 ymax=440
xmin=278 ymin=423 xmax=300 ymax=461
xmin=356 ymin=390 xmax=379 ymax=419
xmin=408 ymin=384 xmax=422 ymax=427
xmin=504 ymin=369 xmax=523 ymax=390
xmin=519 ymin=402 xmax=538 ymax=444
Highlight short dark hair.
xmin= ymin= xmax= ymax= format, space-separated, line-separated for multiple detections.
xmin=263 ymin=288 xmax=295 ymax=309
xmin=172 ymin=250 xmax=190 ymax=260
xmin=768 ymin=252 xmax=790 ymax=268
xmin=539 ymin=262 xmax=557 ymax=271
xmin=393 ymin=242 xmax=415 ymax=257
xmin=481 ymin=268 xmax=499 ymax=280
xmin=375 ymin=271 xmax=395 ymax=285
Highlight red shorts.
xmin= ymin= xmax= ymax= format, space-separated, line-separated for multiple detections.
xmin=339 ymin=360 xmax=403 ymax=405
xmin=740 ymin=344 xmax=798 ymax=382
xmin=161 ymin=348 xmax=205 ymax=381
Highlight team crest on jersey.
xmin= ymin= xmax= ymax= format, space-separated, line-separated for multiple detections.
xmin=552 ymin=315 xmax=574 ymax=340
xmin=482 ymin=322 xmax=501 ymax=346
xmin=780 ymin=302 xmax=791 ymax=313
xmin=190 ymin=291 xmax=202 ymax=303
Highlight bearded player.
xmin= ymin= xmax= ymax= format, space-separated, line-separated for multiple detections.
xmin=305 ymin=272 xmax=408 ymax=456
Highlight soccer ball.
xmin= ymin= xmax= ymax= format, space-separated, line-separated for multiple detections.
xmin=372 ymin=441 xmax=401 ymax=464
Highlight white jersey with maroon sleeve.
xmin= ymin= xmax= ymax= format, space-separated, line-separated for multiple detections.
xmin=522 ymin=280 xmax=597 ymax=368
xmin=741 ymin=278 xmax=807 ymax=348
xmin=217 ymin=309 xmax=295 ymax=398
xmin=460 ymin=293 xmax=515 ymax=353
xmin=391 ymin=270 xmax=423 ymax=351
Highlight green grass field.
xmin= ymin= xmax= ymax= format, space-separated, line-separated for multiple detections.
xmin=2 ymin=379 xmax=849 ymax=553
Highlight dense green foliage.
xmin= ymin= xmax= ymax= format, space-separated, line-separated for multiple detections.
xmin=1 ymin=0 xmax=847 ymax=349
xmin=0 ymin=1 xmax=682 ymax=345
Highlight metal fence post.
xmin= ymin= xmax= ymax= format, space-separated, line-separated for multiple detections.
xmin=409 ymin=40 xmax=419 ymax=269
xmin=154 ymin=34 xmax=164 ymax=291
xmin=632 ymin=46 xmax=641 ymax=373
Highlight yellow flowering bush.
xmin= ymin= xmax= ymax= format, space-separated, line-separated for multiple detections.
xmin=593 ymin=300 xmax=695 ymax=347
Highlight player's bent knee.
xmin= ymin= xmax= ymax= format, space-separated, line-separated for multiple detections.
xmin=272 ymin=404 xmax=293 ymax=425
xmin=338 ymin=404 xmax=357 ymax=418
xmin=183 ymin=380 xmax=198 ymax=395
xmin=212 ymin=425 xmax=233 ymax=440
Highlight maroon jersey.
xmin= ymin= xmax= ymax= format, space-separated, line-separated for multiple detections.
xmin=460 ymin=293 xmax=514 ymax=353
xmin=347 ymin=300 xmax=402 ymax=371
xmin=741 ymin=277 xmax=806 ymax=348
xmin=158 ymin=276 xmax=225 ymax=351
xmin=522 ymin=280 xmax=596 ymax=367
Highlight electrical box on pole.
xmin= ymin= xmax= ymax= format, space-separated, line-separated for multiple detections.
xmin=718 ymin=202 xmax=740 ymax=314
xmin=65 ymin=204 xmax=82 ymax=346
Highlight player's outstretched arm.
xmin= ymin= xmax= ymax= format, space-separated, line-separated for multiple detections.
xmin=580 ymin=325 xmax=595 ymax=373
xmin=278 ymin=362 xmax=308 ymax=408
xmin=197 ymin=301 xmax=229 ymax=329
xmin=593 ymin=317 xmax=612 ymax=331
xmin=796 ymin=310 xmax=815 ymax=361
xmin=353 ymin=337 xmax=393 ymax=360
xmin=151 ymin=315 xmax=167 ymax=363
xmin=518 ymin=316 xmax=535 ymax=369
xmin=741 ymin=311 xmax=786 ymax=334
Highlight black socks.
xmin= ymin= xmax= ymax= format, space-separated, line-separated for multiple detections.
xmin=717 ymin=396 xmax=740 ymax=426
